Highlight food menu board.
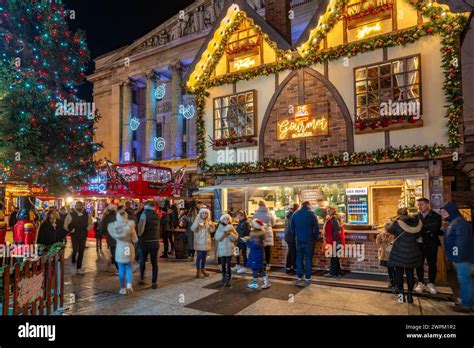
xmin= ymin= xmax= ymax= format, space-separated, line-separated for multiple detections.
xmin=300 ymin=189 xmax=323 ymax=208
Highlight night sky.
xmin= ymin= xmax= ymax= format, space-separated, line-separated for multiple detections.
xmin=62 ymin=0 xmax=195 ymax=101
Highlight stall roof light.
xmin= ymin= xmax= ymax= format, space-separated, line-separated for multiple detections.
xmin=199 ymin=173 xmax=428 ymax=190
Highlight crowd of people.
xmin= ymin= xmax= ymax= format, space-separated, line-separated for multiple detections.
xmin=2 ymin=196 xmax=473 ymax=312
xmin=375 ymin=198 xmax=474 ymax=312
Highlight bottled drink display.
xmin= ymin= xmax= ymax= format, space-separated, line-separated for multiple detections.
xmin=346 ymin=188 xmax=368 ymax=225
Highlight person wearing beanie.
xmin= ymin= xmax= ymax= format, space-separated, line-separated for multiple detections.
xmin=441 ymin=202 xmax=474 ymax=313
xmin=242 ymin=219 xmax=271 ymax=290
xmin=253 ymin=201 xmax=275 ymax=271
xmin=191 ymin=208 xmax=213 ymax=278
xmin=214 ymin=213 xmax=238 ymax=287
xmin=108 ymin=210 xmax=138 ymax=295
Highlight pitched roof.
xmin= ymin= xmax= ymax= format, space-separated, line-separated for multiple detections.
xmin=294 ymin=0 xmax=330 ymax=49
xmin=295 ymin=0 xmax=473 ymax=49
xmin=183 ymin=0 xmax=292 ymax=85
xmin=437 ymin=0 xmax=473 ymax=13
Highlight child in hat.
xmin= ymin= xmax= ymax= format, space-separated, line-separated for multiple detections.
xmin=242 ymin=219 xmax=271 ymax=289
xmin=214 ymin=213 xmax=238 ymax=287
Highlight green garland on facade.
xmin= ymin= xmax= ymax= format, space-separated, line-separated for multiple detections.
xmin=191 ymin=0 xmax=469 ymax=173
xmin=204 ymin=144 xmax=447 ymax=175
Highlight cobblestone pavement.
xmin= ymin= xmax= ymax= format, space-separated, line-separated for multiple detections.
xmin=61 ymin=241 xmax=470 ymax=316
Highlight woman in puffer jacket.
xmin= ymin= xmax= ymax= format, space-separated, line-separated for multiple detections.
xmin=253 ymin=201 xmax=275 ymax=271
xmin=214 ymin=213 xmax=238 ymax=287
xmin=108 ymin=209 xmax=138 ymax=295
xmin=387 ymin=208 xmax=423 ymax=304
xmin=191 ymin=208 xmax=213 ymax=278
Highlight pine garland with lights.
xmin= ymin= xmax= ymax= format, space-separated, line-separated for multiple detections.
xmin=189 ymin=0 xmax=468 ymax=173
xmin=203 ymin=144 xmax=447 ymax=175
xmin=0 ymin=0 xmax=101 ymax=193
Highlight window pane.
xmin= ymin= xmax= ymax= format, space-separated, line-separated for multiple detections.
xmin=356 ymin=81 xmax=367 ymax=94
xmin=367 ymin=78 xmax=379 ymax=91
xmin=213 ymin=91 xmax=256 ymax=140
xmin=355 ymin=68 xmax=366 ymax=81
xmin=406 ymin=71 xmax=419 ymax=85
xmin=380 ymin=63 xmax=391 ymax=76
xmin=356 ymin=95 xmax=367 ymax=107
xmin=367 ymin=66 xmax=378 ymax=78
xmin=393 ymin=74 xmax=406 ymax=87
xmin=380 ymin=89 xmax=392 ymax=102
xmin=380 ymin=76 xmax=391 ymax=89
xmin=407 ymin=56 xmax=419 ymax=71
xmin=356 ymin=108 xmax=368 ymax=119
xmin=354 ymin=56 xmax=421 ymax=123
xmin=407 ymin=85 xmax=420 ymax=99
xmin=368 ymin=92 xmax=380 ymax=106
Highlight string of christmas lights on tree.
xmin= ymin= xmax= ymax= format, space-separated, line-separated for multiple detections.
xmin=0 ymin=0 xmax=101 ymax=193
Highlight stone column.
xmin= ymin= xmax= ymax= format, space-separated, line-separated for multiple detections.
xmin=145 ymin=72 xmax=157 ymax=162
xmin=121 ymin=80 xmax=133 ymax=163
xmin=170 ymin=61 xmax=184 ymax=159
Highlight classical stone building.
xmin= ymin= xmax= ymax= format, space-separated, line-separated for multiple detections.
xmin=88 ymin=0 xmax=318 ymax=175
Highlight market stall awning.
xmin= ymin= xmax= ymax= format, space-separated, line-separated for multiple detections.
xmin=203 ymin=163 xmax=429 ymax=190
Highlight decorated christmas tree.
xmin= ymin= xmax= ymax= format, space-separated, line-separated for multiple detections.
xmin=0 ymin=0 xmax=101 ymax=193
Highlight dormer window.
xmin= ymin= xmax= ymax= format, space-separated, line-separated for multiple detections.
xmin=344 ymin=0 xmax=395 ymax=42
xmin=226 ymin=20 xmax=262 ymax=73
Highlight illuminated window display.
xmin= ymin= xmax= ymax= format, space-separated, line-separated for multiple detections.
xmin=213 ymin=90 xmax=256 ymax=140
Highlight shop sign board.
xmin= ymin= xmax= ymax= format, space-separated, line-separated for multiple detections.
xmin=277 ymin=102 xmax=329 ymax=140
xmin=344 ymin=233 xmax=369 ymax=241
xmin=17 ymin=272 xmax=44 ymax=307
xmin=300 ymin=189 xmax=324 ymax=207
xmin=346 ymin=188 xmax=368 ymax=195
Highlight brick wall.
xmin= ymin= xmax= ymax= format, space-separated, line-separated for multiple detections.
xmin=264 ymin=0 xmax=292 ymax=44
xmin=269 ymin=230 xmax=387 ymax=274
xmin=262 ymin=69 xmax=351 ymax=159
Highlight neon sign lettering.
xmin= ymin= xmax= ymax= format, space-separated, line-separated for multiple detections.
xmin=356 ymin=22 xmax=382 ymax=40
xmin=277 ymin=103 xmax=329 ymax=140
xmin=233 ymin=56 xmax=256 ymax=71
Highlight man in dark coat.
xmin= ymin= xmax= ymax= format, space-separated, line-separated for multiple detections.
xmin=441 ymin=202 xmax=474 ymax=313
xmin=415 ymin=198 xmax=443 ymax=294
xmin=387 ymin=208 xmax=423 ymax=303
xmin=290 ymin=201 xmax=319 ymax=286
xmin=160 ymin=207 xmax=174 ymax=258
xmin=138 ymin=200 xmax=161 ymax=289
xmin=64 ymin=201 xmax=93 ymax=275
xmin=284 ymin=203 xmax=299 ymax=274
xmin=101 ymin=205 xmax=118 ymax=271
